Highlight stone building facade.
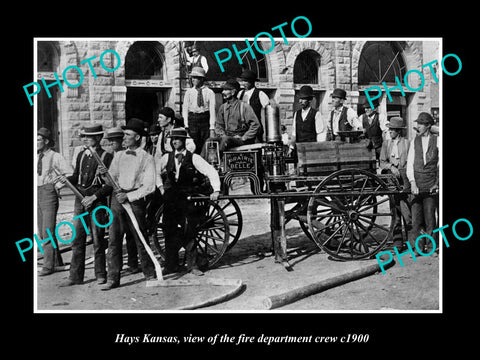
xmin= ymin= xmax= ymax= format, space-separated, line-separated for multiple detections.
xmin=36 ymin=39 xmax=440 ymax=163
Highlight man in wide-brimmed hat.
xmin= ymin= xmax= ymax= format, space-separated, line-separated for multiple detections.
xmin=406 ymin=112 xmax=439 ymax=254
xmin=380 ymin=117 xmax=412 ymax=250
xmin=58 ymin=124 xmax=113 ymax=287
xmin=37 ymin=127 xmax=72 ymax=276
xmin=101 ymin=118 xmax=157 ymax=290
xmin=237 ymin=69 xmax=270 ymax=142
xmin=182 ymin=66 xmax=216 ymax=155
xmin=156 ymin=127 xmax=220 ymax=276
xmin=289 ymin=85 xmax=328 ymax=151
xmin=215 ymin=78 xmax=261 ymax=152
xmin=360 ymin=98 xmax=388 ymax=160
xmin=327 ymin=88 xmax=362 ymax=141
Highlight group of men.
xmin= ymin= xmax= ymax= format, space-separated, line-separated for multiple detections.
xmin=36 ymin=65 xmax=439 ymax=291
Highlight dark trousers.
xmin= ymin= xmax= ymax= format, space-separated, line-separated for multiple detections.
xmin=37 ymin=184 xmax=63 ymax=271
xmin=410 ymin=193 xmax=438 ymax=250
xmin=188 ymin=112 xmax=210 ymax=155
xmin=107 ymin=196 xmax=155 ymax=284
xmin=162 ymin=189 xmax=205 ymax=271
xmin=69 ymin=197 xmax=108 ymax=282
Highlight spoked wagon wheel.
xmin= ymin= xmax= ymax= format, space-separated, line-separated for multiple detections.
xmin=193 ymin=199 xmax=230 ymax=268
xmin=284 ymin=195 xmax=314 ymax=242
xmin=217 ymin=199 xmax=243 ymax=252
xmin=153 ymin=204 xmax=166 ymax=262
xmin=153 ymin=200 xmax=231 ymax=268
xmin=306 ymin=169 xmax=396 ymax=260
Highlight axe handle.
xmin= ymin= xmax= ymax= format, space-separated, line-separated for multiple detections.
xmin=52 ymin=167 xmax=84 ymax=200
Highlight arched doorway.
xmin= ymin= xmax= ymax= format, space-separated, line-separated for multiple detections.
xmin=293 ymin=49 xmax=324 ymax=111
xmin=358 ymin=41 xmax=409 ymax=123
xmin=125 ymin=41 xmax=170 ymax=127
xmin=37 ymin=41 xmax=60 ymax=151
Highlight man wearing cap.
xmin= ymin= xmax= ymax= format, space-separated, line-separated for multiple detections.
xmin=185 ymin=43 xmax=209 ymax=73
xmin=360 ymin=99 xmax=388 ymax=160
xmin=379 ymin=117 xmax=412 ymax=249
xmin=215 ymin=79 xmax=261 ymax=152
xmin=237 ymin=69 xmax=270 ymax=142
xmin=156 ymin=127 xmax=220 ymax=275
xmin=327 ymin=88 xmax=362 ymax=141
xmin=103 ymin=127 xmax=140 ymax=274
xmin=155 ymin=107 xmax=196 ymax=158
xmin=101 ymin=118 xmax=157 ymax=290
xmin=59 ymin=125 xmax=113 ymax=286
xmin=289 ymin=85 xmax=328 ymax=151
xmin=37 ymin=128 xmax=72 ymax=276
xmin=182 ymin=67 xmax=216 ymax=155
xmin=406 ymin=112 xmax=439 ymax=253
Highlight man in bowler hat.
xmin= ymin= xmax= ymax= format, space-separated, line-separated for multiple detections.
xmin=237 ymin=69 xmax=270 ymax=142
xmin=102 ymin=118 xmax=157 ymax=289
xmin=289 ymin=85 xmax=328 ymax=152
xmin=360 ymin=99 xmax=388 ymax=160
xmin=327 ymin=88 xmax=362 ymax=141
xmin=380 ymin=117 xmax=412 ymax=249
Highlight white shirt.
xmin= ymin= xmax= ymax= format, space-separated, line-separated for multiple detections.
xmin=182 ymin=85 xmax=216 ymax=129
xmin=108 ymin=147 xmax=156 ymax=202
xmin=156 ymin=150 xmax=221 ymax=192
xmin=406 ymin=133 xmax=439 ymax=184
xmin=37 ymin=148 xmax=73 ymax=186
xmin=330 ymin=106 xmax=362 ymax=135
xmin=291 ymin=107 xmax=329 ymax=142
xmin=237 ymin=88 xmax=270 ymax=108
xmin=186 ymin=54 xmax=209 ymax=73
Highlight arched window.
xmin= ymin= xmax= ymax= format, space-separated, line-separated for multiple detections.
xmin=358 ymin=41 xmax=407 ymax=85
xmin=195 ymin=41 xmax=268 ymax=82
xmin=293 ymin=49 xmax=320 ymax=84
xmin=125 ymin=41 xmax=164 ymax=79
xmin=37 ymin=41 xmax=60 ymax=151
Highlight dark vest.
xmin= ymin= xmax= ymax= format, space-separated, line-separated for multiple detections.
xmin=240 ymin=88 xmax=264 ymax=141
xmin=163 ymin=151 xmax=210 ymax=194
xmin=361 ymin=113 xmax=383 ymax=148
xmin=295 ymin=108 xmax=317 ymax=142
xmin=328 ymin=106 xmax=351 ymax=141
xmin=413 ymin=135 xmax=438 ymax=192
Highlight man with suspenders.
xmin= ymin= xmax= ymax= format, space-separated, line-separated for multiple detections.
xmin=59 ymin=125 xmax=113 ymax=286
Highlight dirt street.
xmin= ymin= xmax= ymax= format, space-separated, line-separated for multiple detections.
xmin=36 ymin=188 xmax=439 ymax=312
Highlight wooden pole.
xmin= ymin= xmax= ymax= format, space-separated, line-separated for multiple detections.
xmin=263 ymin=259 xmax=396 ymax=310
xmin=52 ymin=168 xmax=84 ymax=200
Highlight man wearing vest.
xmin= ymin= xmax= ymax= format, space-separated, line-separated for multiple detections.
xmin=59 ymin=125 xmax=113 ymax=287
xmin=185 ymin=43 xmax=209 ymax=74
xmin=406 ymin=112 xmax=439 ymax=254
xmin=238 ymin=69 xmax=270 ymax=142
xmin=102 ymin=118 xmax=157 ymax=290
xmin=156 ymin=128 xmax=221 ymax=276
xmin=182 ymin=67 xmax=216 ymax=155
xmin=289 ymin=85 xmax=328 ymax=151
xmin=37 ymin=127 xmax=72 ymax=276
xmin=215 ymin=79 xmax=261 ymax=152
xmin=360 ymin=99 xmax=388 ymax=160
xmin=327 ymin=88 xmax=362 ymax=141
xmin=379 ymin=117 xmax=412 ymax=250
xmin=104 ymin=127 xmax=140 ymax=274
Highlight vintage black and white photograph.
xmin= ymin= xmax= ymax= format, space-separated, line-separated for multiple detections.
xmin=31 ymin=37 xmax=444 ymax=312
